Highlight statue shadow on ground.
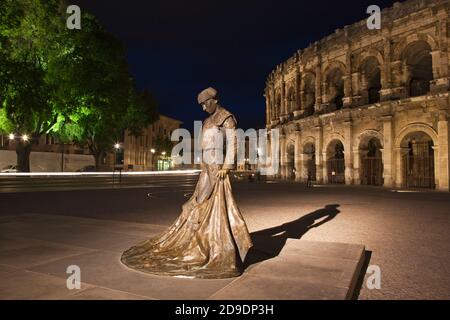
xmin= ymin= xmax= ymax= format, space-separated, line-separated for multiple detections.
xmin=243 ymin=204 xmax=341 ymax=270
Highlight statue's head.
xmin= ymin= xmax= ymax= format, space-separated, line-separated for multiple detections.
xmin=197 ymin=87 xmax=219 ymax=114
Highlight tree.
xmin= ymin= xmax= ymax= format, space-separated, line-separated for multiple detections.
xmin=0 ymin=0 xmax=159 ymax=171
xmin=51 ymin=14 xmax=159 ymax=170
xmin=155 ymin=134 xmax=173 ymax=155
xmin=0 ymin=0 xmax=68 ymax=171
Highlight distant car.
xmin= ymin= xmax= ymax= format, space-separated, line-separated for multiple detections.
xmin=1 ymin=165 xmax=19 ymax=173
xmin=76 ymin=165 xmax=96 ymax=172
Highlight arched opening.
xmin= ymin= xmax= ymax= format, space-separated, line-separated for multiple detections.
xmin=326 ymin=140 xmax=345 ymax=184
xmin=286 ymin=143 xmax=295 ymax=180
xmin=360 ymin=137 xmax=383 ymax=186
xmin=403 ymin=41 xmax=433 ymax=97
xmin=401 ymin=131 xmax=435 ymax=189
xmin=302 ymin=73 xmax=316 ymax=116
xmin=326 ymin=68 xmax=344 ymax=110
xmin=287 ymin=87 xmax=296 ymax=114
xmin=275 ymin=94 xmax=281 ymax=118
xmin=303 ymin=142 xmax=316 ymax=182
xmin=360 ymin=57 xmax=382 ymax=104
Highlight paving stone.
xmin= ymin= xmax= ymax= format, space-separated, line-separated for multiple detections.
xmin=0 ymin=270 xmax=92 ymax=300
xmin=0 ymin=244 xmax=93 ymax=268
xmin=29 ymin=250 xmax=234 ymax=300
xmin=209 ymin=274 xmax=349 ymax=300
xmin=66 ymin=287 xmax=150 ymax=300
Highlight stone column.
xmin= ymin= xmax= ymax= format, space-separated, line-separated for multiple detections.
xmin=395 ymin=147 xmax=410 ymax=188
xmin=322 ymin=81 xmax=328 ymax=106
xmin=265 ymin=93 xmax=270 ymax=127
xmin=315 ymin=125 xmax=324 ymax=183
xmin=431 ymin=50 xmax=442 ymax=80
xmin=299 ymin=153 xmax=307 ymax=182
xmin=294 ymin=131 xmax=302 ymax=181
xmin=352 ymin=72 xmax=362 ymax=106
xmin=382 ymin=115 xmax=394 ymax=188
xmin=272 ymin=87 xmax=277 ymax=120
xmin=352 ymin=148 xmax=361 ymax=185
xmin=360 ymin=73 xmax=369 ymax=105
xmin=437 ymin=115 xmax=450 ymax=191
xmin=432 ymin=146 xmax=439 ymax=189
xmin=281 ymin=81 xmax=287 ymax=118
xmin=300 ymin=89 xmax=306 ymax=110
xmin=430 ymin=50 xmax=450 ymax=93
xmin=391 ymin=60 xmax=406 ymax=99
xmin=295 ymin=71 xmax=301 ymax=112
xmin=280 ymin=133 xmax=287 ymax=179
xmin=315 ymin=58 xmax=322 ymax=112
xmin=343 ymin=75 xmax=353 ymax=107
xmin=322 ymin=151 xmax=328 ymax=184
xmin=343 ymin=52 xmax=353 ymax=107
xmin=380 ymin=37 xmax=392 ymax=101
xmin=343 ymin=121 xmax=354 ymax=185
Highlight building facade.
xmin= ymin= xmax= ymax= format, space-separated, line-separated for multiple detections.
xmin=121 ymin=114 xmax=182 ymax=171
xmin=265 ymin=0 xmax=450 ymax=191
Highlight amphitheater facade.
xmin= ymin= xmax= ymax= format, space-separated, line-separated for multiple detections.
xmin=264 ymin=0 xmax=450 ymax=191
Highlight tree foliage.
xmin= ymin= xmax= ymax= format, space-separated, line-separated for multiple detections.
xmin=0 ymin=0 xmax=159 ymax=171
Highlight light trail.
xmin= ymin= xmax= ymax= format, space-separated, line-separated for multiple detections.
xmin=0 ymin=170 xmax=201 ymax=177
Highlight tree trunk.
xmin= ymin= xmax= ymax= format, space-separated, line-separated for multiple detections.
xmin=93 ymin=150 xmax=105 ymax=171
xmin=16 ymin=141 xmax=32 ymax=172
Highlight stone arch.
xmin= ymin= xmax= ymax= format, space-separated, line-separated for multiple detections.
xmin=285 ymin=139 xmax=296 ymax=180
xmin=323 ymin=60 xmax=347 ymax=76
xmin=359 ymin=56 xmax=382 ymax=103
xmin=302 ymin=136 xmax=316 ymax=149
xmin=394 ymin=123 xmax=438 ymax=190
xmin=286 ymin=85 xmax=296 ymax=113
xmin=357 ymin=129 xmax=384 ymax=149
xmin=275 ymin=91 xmax=282 ymax=119
xmin=353 ymin=48 xmax=384 ymax=73
xmin=402 ymin=40 xmax=434 ymax=97
xmin=302 ymin=137 xmax=316 ymax=182
xmin=301 ymin=72 xmax=316 ymax=113
xmin=325 ymin=138 xmax=345 ymax=184
xmin=394 ymin=123 xmax=438 ymax=148
xmin=358 ymin=130 xmax=384 ymax=186
xmin=393 ymin=33 xmax=439 ymax=61
xmin=324 ymin=132 xmax=346 ymax=152
xmin=324 ymin=63 xmax=345 ymax=110
xmin=267 ymin=94 xmax=273 ymax=121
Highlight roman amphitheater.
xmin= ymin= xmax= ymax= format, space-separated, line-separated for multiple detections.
xmin=264 ymin=0 xmax=450 ymax=191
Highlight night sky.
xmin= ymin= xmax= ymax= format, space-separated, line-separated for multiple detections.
xmin=73 ymin=0 xmax=398 ymax=130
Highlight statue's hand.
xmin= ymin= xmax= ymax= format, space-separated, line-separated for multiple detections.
xmin=216 ymin=169 xmax=229 ymax=179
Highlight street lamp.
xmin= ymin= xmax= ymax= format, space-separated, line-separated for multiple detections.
xmin=22 ymin=134 xmax=29 ymax=142
xmin=8 ymin=133 xmax=15 ymax=140
xmin=162 ymin=151 xmax=166 ymax=156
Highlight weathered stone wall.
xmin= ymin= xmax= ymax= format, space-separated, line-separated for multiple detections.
xmin=0 ymin=150 xmax=94 ymax=172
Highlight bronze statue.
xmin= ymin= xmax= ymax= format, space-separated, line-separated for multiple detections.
xmin=121 ymin=87 xmax=253 ymax=279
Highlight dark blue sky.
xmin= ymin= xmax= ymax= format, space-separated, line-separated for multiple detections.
xmin=73 ymin=0 xmax=398 ymax=130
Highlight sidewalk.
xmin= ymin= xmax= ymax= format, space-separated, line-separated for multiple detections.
xmin=0 ymin=214 xmax=364 ymax=300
